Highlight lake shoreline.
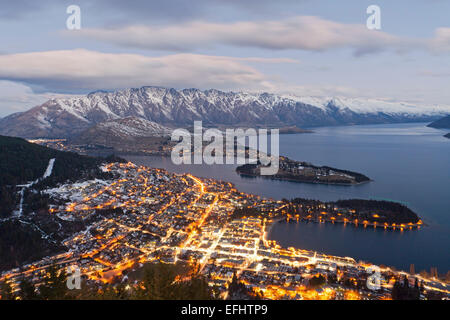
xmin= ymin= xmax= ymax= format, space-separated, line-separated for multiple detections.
xmin=236 ymin=171 xmax=372 ymax=186
xmin=124 ymin=122 xmax=450 ymax=273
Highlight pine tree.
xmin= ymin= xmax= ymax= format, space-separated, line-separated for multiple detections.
xmin=19 ymin=278 xmax=38 ymax=300
xmin=38 ymin=265 xmax=68 ymax=300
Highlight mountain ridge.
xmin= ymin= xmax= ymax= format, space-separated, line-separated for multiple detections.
xmin=0 ymin=86 xmax=448 ymax=138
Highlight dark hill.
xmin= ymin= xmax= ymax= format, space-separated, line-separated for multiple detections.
xmin=0 ymin=135 xmax=123 ymax=188
xmin=427 ymin=115 xmax=450 ymax=129
xmin=0 ymin=135 xmax=125 ymax=271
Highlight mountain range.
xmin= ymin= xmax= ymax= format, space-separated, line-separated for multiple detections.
xmin=0 ymin=86 xmax=448 ymax=139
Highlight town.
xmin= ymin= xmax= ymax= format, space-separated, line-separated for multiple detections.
xmin=1 ymin=162 xmax=448 ymax=300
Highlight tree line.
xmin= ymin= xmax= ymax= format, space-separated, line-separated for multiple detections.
xmin=0 ymin=262 xmax=214 ymax=300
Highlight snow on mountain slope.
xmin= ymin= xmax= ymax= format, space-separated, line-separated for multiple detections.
xmin=0 ymin=86 xmax=448 ymax=138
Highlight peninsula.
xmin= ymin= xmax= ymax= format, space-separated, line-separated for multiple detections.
xmin=236 ymin=156 xmax=371 ymax=185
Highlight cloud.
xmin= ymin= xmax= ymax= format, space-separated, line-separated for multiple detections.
xmin=0 ymin=81 xmax=76 ymax=117
xmin=428 ymin=27 xmax=450 ymax=53
xmin=69 ymin=16 xmax=404 ymax=55
xmin=69 ymin=16 xmax=450 ymax=55
xmin=0 ymin=49 xmax=291 ymax=92
xmin=418 ymin=70 xmax=450 ymax=78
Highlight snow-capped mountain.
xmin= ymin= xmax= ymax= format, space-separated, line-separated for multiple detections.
xmin=0 ymin=86 xmax=447 ymax=138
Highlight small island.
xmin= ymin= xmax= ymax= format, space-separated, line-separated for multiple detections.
xmin=277 ymin=126 xmax=314 ymax=134
xmin=288 ymin=198 xmax=422 ymax=227
xmin=236 ymin=156 xmax=370 ymax=185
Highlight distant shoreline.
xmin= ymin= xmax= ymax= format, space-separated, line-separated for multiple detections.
xmin=272 ymin=216 xmax=424 ymax=231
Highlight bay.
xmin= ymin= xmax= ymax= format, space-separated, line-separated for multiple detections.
xmin=125 ymin=122 xmax=450 ymax=273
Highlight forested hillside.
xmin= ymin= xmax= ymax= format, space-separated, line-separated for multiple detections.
xmin=0 ymin=135 xmax=120 ymax=187
xmin=0 ymin=135 xmax=124 ymax=271
xmin=0 ymin=135 xmax=123 ymax=218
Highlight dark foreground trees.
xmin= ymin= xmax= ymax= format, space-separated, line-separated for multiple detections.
xmin=391 ymin=276 xmax=421 ymax=300
xmin=131 ymin=262 xmax=212 ymax=300
xmin=0 ymin=262 xmax=213 ymax=300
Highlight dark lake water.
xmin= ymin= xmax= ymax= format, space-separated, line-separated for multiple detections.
xmin=125 ymin=122 xmax=450 ymax=273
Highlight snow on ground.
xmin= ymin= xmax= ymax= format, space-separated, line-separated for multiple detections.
xmin=42 ymin=158 xmax=55 ymax=179
xmin=13 ymin=158 xmax=56 ymax=219
xmin=0 ymin=158 xmax=59 ymax=241
xmin=45 ymin=179 xmax=110 ymax=203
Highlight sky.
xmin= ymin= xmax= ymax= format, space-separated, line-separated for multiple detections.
xmin=0 ymin=0 xmax=449 ymax=116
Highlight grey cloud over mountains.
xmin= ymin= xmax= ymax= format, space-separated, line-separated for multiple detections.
xmin=0 ymin=81 xmax=77 ymax=117
xmin=69 ymin=16 xmax=450 ymax=55
xmin=0 ymin=49 xmax=361 ymax=111
xmin=0 ymin=50 xmax=286 ymax=92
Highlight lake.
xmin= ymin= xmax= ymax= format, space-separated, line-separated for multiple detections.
xmin=125 ymin=122 xmax=450 ymax=274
